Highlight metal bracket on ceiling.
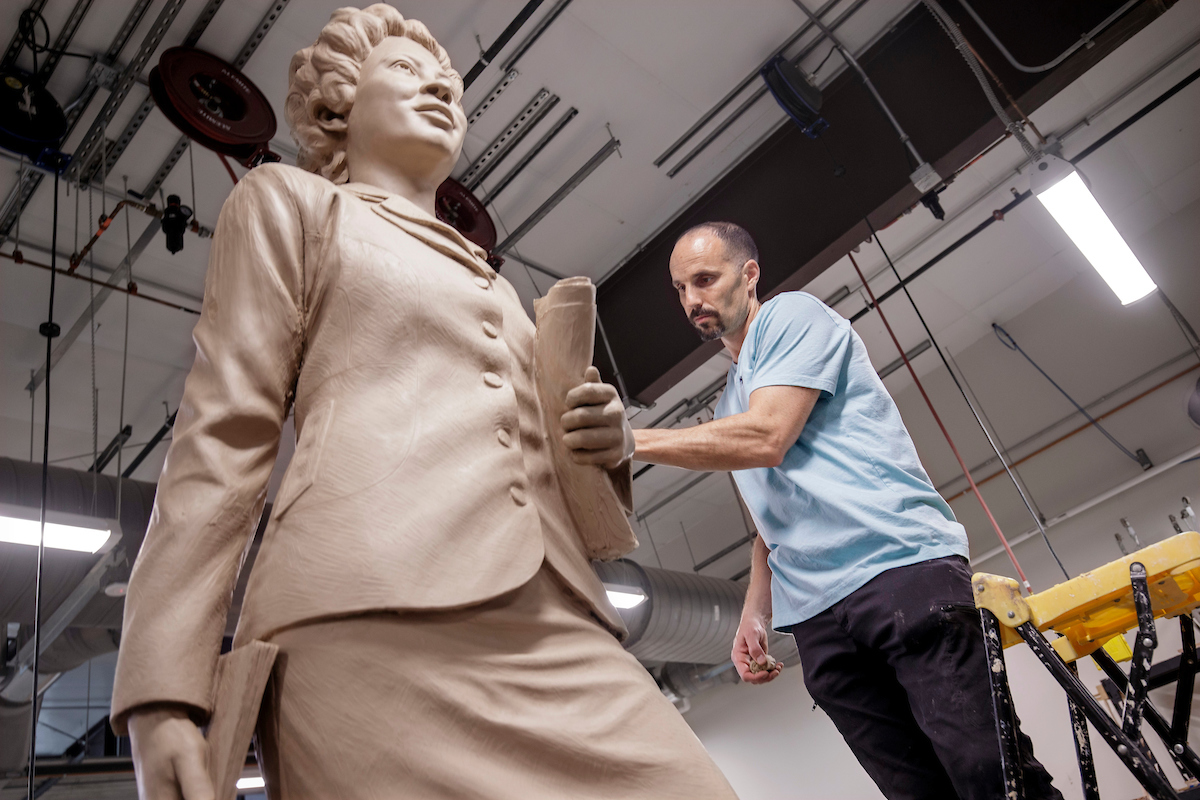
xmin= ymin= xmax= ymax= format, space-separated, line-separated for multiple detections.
xmin=460 ymin=88 xmax=558 ymax=190
xmin=468 ymin=68 xmax=520 ymax=127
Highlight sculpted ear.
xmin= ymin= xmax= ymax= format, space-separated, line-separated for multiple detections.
xmin=313 ymin=103 xmax=348 ymax=135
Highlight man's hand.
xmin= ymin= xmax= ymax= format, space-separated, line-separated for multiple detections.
xmin=128 ymin=704 xmax=215 ymax=800
xmin=562 ymin=366 xmax=634 ymax=470
xmin=732 ymin=613 xmax=783 ymax=685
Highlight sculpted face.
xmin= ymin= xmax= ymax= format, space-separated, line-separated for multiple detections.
xmin=346 ymin=36 xmax=466 ymax=185
xmin=669 ymin=232 xmax=758 ymax=342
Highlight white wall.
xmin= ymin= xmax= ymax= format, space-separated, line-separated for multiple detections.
xmin=684 ymin=463 xmax=1199 ymax=800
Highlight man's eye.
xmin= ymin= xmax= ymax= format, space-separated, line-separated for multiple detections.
xmin=393 ymin=61 xmax=415 ymax=73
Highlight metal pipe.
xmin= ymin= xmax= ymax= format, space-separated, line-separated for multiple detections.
xmin=972 ymin=444 xmax=1200 ymax=568
xmin=481 ymin=106 xmax=578 ymax=205
xmin=501 ymin=0 xmax=574 ymax=73
xmin=789 ymin=0 xmax=924 ymax=166
xmin=122 ymin=411 xmax=176 ymax=478
xmin=495 ymin=136 xmax=621 ymax=254
xmin=957 ymin=0 xmax=1140 ymax=75
xmin=462 ymin=0 xmax=545 ymax=89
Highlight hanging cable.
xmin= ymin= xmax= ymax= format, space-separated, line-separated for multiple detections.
xmin=27 ymin=169 xmax=62 ymax=800
xmin=922 ymin=0 xmax=1038 ymax=160
xmin=847 ymin=252 xmax=1035 ymax=591
xmin=864 ymin=217 xmax=1069 ymax=580
xmin=88 ymin=182 xmax=99 ymax=515
xmin=992 ymin=323 xmax=1145 ymax=467
xmin=115 ymin=177 xmax=133 ymax=518
xmin=1157 ymin=290 xmax=1200 ymax=363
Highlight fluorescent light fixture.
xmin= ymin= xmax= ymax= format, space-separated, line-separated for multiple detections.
xmin=0 ymin=515 xmax=111 ymax=553
xmin=604 ymin=583 xmax=647 ymax=609
xmin=1032 ymin=155 xmax=1156 ymax=305
xmin=236 ymin=776 xmax=266 ymax=791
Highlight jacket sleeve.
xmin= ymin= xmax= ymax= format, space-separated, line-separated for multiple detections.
xmin=110 ymin=167 xmax=307 ymax=734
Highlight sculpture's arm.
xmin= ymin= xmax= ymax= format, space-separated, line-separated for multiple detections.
xmin=111 ymin=167 xmax=306 ymax=734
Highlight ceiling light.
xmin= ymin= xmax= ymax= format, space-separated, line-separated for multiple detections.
xmin=1031 ymin=155 xmax=1156 ymax=305
xmin=0 ymin=514 xmax=111 ymax=554
xmin=236 ymin=777 xmax=266 ymax=791
xmin=604 ymin=584 xmax=647 ymax=609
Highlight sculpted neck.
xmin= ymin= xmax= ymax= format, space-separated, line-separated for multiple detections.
xmin=345 ymin=152 xmax=445 ymax=217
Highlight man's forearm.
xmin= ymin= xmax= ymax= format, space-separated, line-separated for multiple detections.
xmin=633 ymin=415 xmax=784 ymax=472
xmin=742 ymin=535 xmax=772 ymax=623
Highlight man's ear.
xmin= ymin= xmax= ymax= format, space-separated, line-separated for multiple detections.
xmin=744 ymin=259 xmax=761 ymax=294
xmin=314 ymin=104 xmax=348 ymax=135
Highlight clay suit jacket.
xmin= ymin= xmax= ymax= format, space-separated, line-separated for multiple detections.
xmin=110 ymin=164 xmax=633 ymax=732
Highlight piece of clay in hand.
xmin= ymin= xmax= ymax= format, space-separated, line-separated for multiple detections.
xmin=747 ymin=655 xmax=778 ymax=674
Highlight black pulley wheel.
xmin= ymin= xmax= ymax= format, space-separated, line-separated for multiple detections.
xmin=436 ymin=178 xmax=498 ymax=255
xmin=0 ymin=69 xmax=68 ymax=159
xmin=149 ymin=47 xmax=276 ymax=160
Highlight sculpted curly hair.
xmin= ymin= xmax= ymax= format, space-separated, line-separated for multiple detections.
xmin=286 ymin=4 xmax=463 ymax=184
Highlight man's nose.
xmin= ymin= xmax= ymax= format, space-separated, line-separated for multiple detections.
xmin=682 ymin=286 xmax=702 ymax=311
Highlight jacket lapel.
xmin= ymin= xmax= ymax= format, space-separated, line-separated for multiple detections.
xmin=367 ymin=192 xmax=495 ymax=280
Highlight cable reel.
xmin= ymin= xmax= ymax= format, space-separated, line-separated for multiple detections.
xmin=436 ymin=178 xmax=502 ymax=269
xmin=0 ymin=68 xmax=71 ymax=171
xmin=149 ymin=46 xmax=280 ymax=167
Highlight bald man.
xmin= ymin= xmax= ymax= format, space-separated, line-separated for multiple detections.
xmin=633 ymin=222 xmax=1061 ymax=800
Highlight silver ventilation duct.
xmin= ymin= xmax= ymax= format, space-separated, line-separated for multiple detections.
xmin=594 ymin=558 xmax=799 ymax=667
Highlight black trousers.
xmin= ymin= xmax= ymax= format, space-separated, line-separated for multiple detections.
xmin=788 ymin=555 xmax=1062 ymax=800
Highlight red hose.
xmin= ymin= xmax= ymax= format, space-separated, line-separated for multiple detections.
xmin=848 ymin=253 xmax=1032 ymax=593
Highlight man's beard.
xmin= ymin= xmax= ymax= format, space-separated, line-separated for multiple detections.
xmin=691 ymin=301 xmax=747 ymax=342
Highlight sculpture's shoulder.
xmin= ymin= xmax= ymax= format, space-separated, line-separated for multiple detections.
xmin=225 ymin=162 xmax=336 ymax=212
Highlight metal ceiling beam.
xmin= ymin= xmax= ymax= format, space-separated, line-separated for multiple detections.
xmin=461 ymin=89 xmax=558 ymax=190
xmin=481 ymin=106 xmax=578 ymax=205
xmin=495 ymin=136 xmax=620 ymax=255
xmin=67 ymin=0 xmax=189 ymax=184
xmin=666 ymin=0 xmax=874 ymax=178
xmin=653 ymin=0 xmax=843 ymax=168
xmin=82 ymin=0 xmax=231 ymax=185
xmin=34 ymin=0 xmax=95 ymax=83
xmin=0 ymin=0 xmax=154 ymax=240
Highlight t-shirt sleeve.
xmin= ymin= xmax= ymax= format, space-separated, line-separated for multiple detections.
xmin=746 ymin=296 xmax=850 ymax=397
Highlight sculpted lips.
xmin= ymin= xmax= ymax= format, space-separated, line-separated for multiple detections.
xmin=415 ymin=103 xmax=454 ymax=126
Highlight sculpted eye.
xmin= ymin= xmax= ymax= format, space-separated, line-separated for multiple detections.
xmin=392 ymin=60 xmax=416 ymax=74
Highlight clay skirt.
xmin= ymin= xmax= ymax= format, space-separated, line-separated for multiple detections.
xmin=255 ymin=564 xmax=738 ymax=799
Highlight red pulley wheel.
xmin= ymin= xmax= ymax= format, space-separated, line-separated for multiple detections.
xmin=149 ymin=46 xmax=276 ymax=162
xmin=436 ymin=178 xmax=499 ymax=262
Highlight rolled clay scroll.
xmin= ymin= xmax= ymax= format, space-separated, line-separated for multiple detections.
xmin=534 ymin=277 xmax=638 ymax=560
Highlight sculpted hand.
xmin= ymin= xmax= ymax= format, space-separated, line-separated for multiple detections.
xmin=562 ymin=366 xmax=635 ymax=469
xmin=732 ymin=613 xmax=783 ymax=685
xmin=128 ymin=705 xmax=215 ymax=800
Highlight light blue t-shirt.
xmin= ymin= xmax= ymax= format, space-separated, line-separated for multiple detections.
xmin=715 ymin=292 xmax=969 ymax=629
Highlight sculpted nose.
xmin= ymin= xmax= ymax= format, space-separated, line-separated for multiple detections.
xmin=423 ymin=76 xmax=454 ymax=106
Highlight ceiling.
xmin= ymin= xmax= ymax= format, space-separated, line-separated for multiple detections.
xmin=0 ymin=0 xmax=1199 ymax=777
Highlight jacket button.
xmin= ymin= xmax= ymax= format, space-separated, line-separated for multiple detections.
xmin=497 ymin=428 xmax=512 ymax=447
xmin=482 ymin=321 xmax=499 ymax=338
xmin=510 ymin=486 xmax=528 ymax=506
xmin=474 ymin=276 xmax=491 ymax=289
xmin=483 ymin=372 xmax=503 ymax=388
